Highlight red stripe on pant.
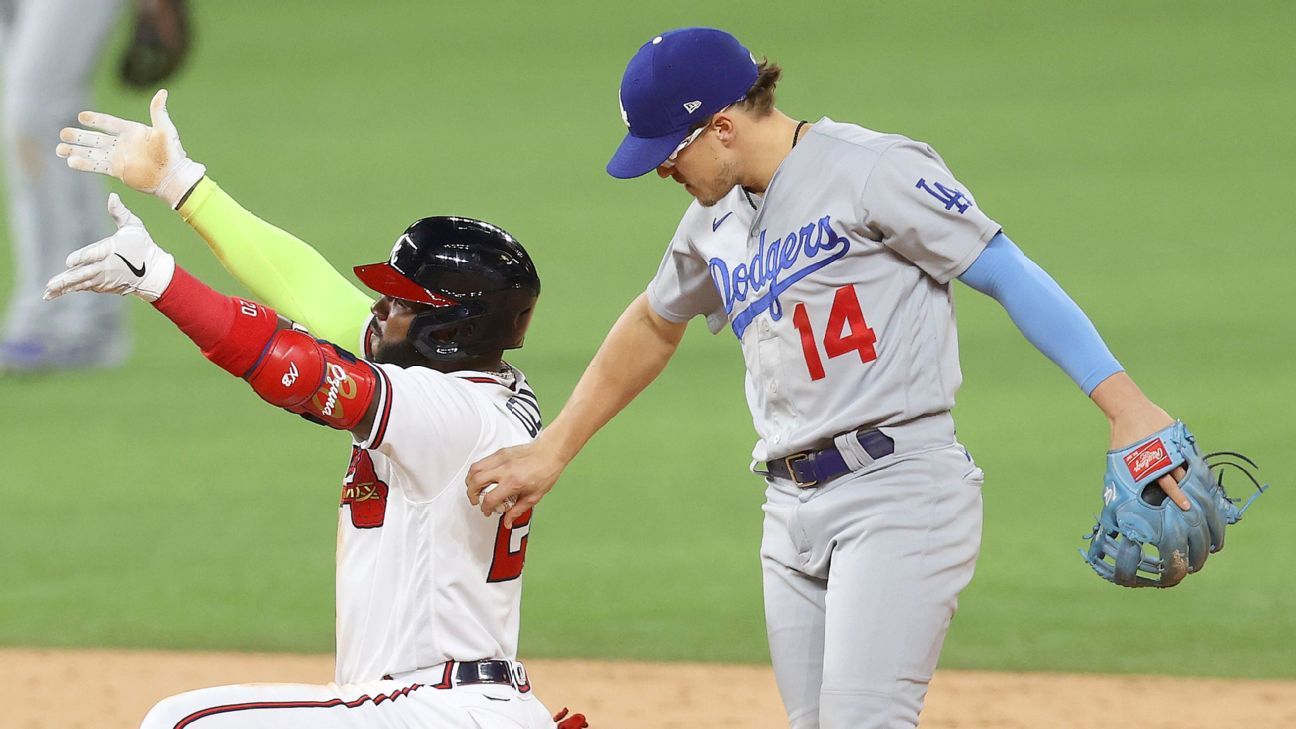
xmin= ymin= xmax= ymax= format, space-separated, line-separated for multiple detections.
xmin=170 ymin=683 xmax=425 ymax=728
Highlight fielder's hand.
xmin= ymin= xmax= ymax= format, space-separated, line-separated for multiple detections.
xmin=467 ymin=439 xmax=568 ymax=528
xmin=1109 ymin=407 xmax=1189 ymax=511
xmin=55 ymin=89 xmax=205 ymax=209
xmin=1090 ymin=373 xmax=1190 ymax=511
xmin=44 ymin=194 xmax=175 ymax=303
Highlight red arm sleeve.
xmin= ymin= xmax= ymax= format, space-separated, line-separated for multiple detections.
xmin=152 ymin=266 xmax=278 ymax=376
xmin=151 ymin=265 xmax=379 ymax=431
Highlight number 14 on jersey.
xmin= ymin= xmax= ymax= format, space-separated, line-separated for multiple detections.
xmin=791 ymin=284 xmax=878 ymax=381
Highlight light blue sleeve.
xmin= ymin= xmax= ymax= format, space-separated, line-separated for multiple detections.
xmin=957 ymin=232 xmax=1123 ymax=395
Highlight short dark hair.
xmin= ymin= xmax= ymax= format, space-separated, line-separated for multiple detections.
xmin=736 ymin=59 xmax=781 ymax=116
xmin=685 ymin=59 xmax=783 ymax=134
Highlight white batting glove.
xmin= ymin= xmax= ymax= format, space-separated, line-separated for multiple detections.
xmin=55 ymin=88 xmax=206 ymax=209
xmin=44 ymin=194 xmax=176 ymax=303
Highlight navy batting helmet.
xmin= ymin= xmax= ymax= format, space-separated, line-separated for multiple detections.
xmin=353 ymin=217 xmax=540 ymax=362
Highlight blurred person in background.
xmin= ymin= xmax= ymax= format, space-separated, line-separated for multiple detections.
xmin=0 ymin=0 xmax=188 ymax=373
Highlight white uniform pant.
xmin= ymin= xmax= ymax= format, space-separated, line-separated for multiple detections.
xmin=139 ymin=676 xmax=556 ymax=729
xmin=0 ymin=0 xmax=125 ymax=347
xmin=761 ymin=440 xmax=983 ymax=729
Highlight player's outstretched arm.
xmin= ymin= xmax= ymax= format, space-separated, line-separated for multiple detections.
xmin=56 ymin=89 xmax=374 ymax=348
xmin=44 ymin=195 xmax=382 ymax=438
xmin=467 ymin=293 xmax=687 ymax=527
xmin=173 ymin=177 xmax=375 ymax=349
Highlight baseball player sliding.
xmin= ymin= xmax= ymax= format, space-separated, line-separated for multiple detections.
xmin=51 ymin=93 xmax=585 ymax=729
xmin=465 ymin=28 xmax=1192 ymax=729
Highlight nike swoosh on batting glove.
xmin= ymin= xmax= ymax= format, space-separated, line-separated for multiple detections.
xmin=44 ymin=194 xmax=176 ymax=302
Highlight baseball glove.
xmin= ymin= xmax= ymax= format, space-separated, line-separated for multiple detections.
xmin=1082 ymin=420 xmax=1267 ymax=588
xmin=119 ymin=0 xmax=192 ymax=89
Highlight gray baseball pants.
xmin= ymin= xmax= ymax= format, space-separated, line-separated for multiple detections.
xmin=761 ymin=414 xmax=983 ymax=729
xmin=1 ymin=0 xmax=126 ymax=354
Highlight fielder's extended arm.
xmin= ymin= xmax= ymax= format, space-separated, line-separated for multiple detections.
xmin=467 ymin=293 xmax=686 ymax=524
xmin=543 ymin=293 xmax=685 ymax=459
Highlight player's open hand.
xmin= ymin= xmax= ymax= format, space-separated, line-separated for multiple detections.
xmin=467 ymin=440 xmax=568 ymax=528
xmin=44 ymin=194 xmax=176 ymax=303
xmin=56 ymin=88 xmax=205 ymax=209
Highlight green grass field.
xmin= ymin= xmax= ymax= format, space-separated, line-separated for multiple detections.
xmin=2 ymin=1 xmax=1292 ymax=678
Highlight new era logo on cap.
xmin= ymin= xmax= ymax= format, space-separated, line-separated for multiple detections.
xmin=606 ymin=27 xmax=759 ymax=179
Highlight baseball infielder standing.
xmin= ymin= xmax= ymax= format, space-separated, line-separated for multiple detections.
xmin=51 ymin=94 xmax=585 ymax=729
xmin=466 ymin=27 xmax=1190 ymax=729
xmin=1 ymin=0 xmax=187 ymax=371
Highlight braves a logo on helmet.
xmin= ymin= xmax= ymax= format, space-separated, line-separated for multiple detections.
xmin=341 ymin=447 xmax=389 ymax=529
xmin=1124 ymin=438 xmax=1173 ymax=481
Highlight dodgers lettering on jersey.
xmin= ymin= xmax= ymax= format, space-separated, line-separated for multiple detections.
xmin=333 ymin=361 xmax=540 ymax=685
xmin=708 ymin=215 xmax=852 ymax=339
xmin=647 ymin=118 xmax=1001 ymax=461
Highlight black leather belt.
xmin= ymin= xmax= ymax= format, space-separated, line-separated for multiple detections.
xmin=399 ymin=660 xmax=523 ymax=689
xmin=766 ymin=428 xmax=895 ymax=488
xmin=450 ymin=660 xmax=514 ymax=686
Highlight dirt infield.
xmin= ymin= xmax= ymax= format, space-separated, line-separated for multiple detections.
xmin=2 ymin=648 xmax=1294 ymax=728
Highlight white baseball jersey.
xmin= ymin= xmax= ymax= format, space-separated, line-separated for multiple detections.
xmin=335 ymin=362 xmax=542 ymax=685
xmin=647 ymin=118 xmax=1001 ymax=461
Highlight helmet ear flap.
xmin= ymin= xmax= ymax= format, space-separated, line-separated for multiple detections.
xmin=407 ymin=303 xmax=489 ymax=362
xmin=408 ymin=311 xmax=447 ymax=360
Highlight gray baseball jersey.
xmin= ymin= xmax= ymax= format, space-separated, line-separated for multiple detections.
xmin=647 ymin=118 xmax=1001 ymax=461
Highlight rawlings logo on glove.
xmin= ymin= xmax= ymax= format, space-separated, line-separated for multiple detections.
xmin=1082 ymin=421 xmax=1268 ymax=588
xmin=1124 ymin=438 xmax=1172 ymax=481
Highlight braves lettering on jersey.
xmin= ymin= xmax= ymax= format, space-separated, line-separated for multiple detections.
xmin=647 ymin=118 xmax=1001 ymax=461
xmin=335 ymin=362 xmax=541 ymax=685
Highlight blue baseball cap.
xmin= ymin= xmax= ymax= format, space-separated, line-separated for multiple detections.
xmin=607 ymin=27 xmax=759 ymax=179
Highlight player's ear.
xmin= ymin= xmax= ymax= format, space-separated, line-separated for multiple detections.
xmin=712 ymin=114 xmax=736 ymax=144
